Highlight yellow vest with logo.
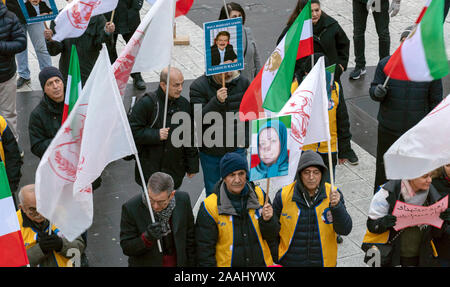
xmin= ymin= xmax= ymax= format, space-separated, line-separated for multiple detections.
xmin=0 ymin=116 xmax=8 ymax=164
xmin=203 ymin=186 xmax=274 ymax=267
xmin=17 ymin=210 xmax=73 ymax=267
xmin=278 ymin=182 xmax=338 ymax=267
xmin=302 ymin=82 xmax=340 ymax=154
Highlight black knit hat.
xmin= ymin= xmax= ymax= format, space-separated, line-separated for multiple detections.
xmin=39 ymin=66 xmax=64 ymax=90
xmin=220 ymin=152 xmax=249 ymax=179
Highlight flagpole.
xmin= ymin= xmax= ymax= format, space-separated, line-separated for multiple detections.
xmin=265 ymin=178 xmax=270 ymax=205
xmin=134 ymin=152 xmax=163 ymax=253
xmin=163 ymin=64 xmax=171 ymax=129
xmin=223 ymin=0 xmax=230 ymax=18
xmin=110 ymin=10 xmax=115 ymax=22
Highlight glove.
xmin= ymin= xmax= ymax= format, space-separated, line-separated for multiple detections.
xmin=440 ymin=208 xmax=450 ymax=221
xmin=378 ymin=215 xmax=397 ymax=230
xmin=143 ymin=222 xmax=162 ymax=241
xmin=38 ymin=232 xmax=63 ymax=254
xmin=389 ymin=0 xmax=401 ymax=17
xmin=373 ymin=84 xmax=388 ymax=101
xmin=366 ymin=0 xmax=376 ymax=12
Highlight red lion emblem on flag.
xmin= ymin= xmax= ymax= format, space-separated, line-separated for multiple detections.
xmin=67 ymin=0 xmax=100 ymax=30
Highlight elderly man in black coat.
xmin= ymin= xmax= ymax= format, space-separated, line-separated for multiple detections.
xmin=120 ymin=172 xmax=196 ymax=266
xmin=128 ymin=67 xmax=199 ymax=190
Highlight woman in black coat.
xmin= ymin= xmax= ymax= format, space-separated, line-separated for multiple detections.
xmin=278 ymin=0 xmax=350 ymax=83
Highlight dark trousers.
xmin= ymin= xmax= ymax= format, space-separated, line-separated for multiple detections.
xmin=374 ymin=127 xmax=399 ymax=193
xmin=445 ymin=0 xmax=450 ymax=21
xmin=352 ymin=0 xmax=390 ymax=68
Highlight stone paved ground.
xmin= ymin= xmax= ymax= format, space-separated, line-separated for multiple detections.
xmin=16 ymin=0 xmax=450 ymax=267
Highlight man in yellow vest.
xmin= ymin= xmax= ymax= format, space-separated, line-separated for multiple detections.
xmin=273 ymin=150 xmax=352 ymax=267
xmin=195 ymin=152 xmax=279 ymax=267
xmin=17 ymin=184 xmax=85 ymax=267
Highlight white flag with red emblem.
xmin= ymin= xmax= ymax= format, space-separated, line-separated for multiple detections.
xmin=270 ymin=57 xmax=330 ymax=191
xmin=52 ymin=0 xmax=118 ymax=42
xmin=113 ymin=0 xmax=174 ymax=96
xmin=35 ymin=45 xmax=137 ymax=241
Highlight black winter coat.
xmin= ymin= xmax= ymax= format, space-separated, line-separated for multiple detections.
xmin=120 ymin=191 xmax=196 ymax=267
xmin=46 ymin=15 xmax=113 ymax=86
xmin=129 ymin=87 xmax=199 ymax=189
xmin=369 ymin=56 xmax=443 ymax=136
xmin=1 ymin=122 xmax=22 ymax=193
xmin=105 ymin=0 xmax=142 ymax=35
xmin=277 ymin=13 xmax=349 ymax=81
xmin=28 ymin=94 xmax=63 ymax=159
xmin=5 ymin=0 xmax=26 ymax=24
xmin=430 ymin=169 xmax=450 ymax=260
xmin=195 ymin=180 xmax=280 ymax=267
xmin=189 ymin=74 xmax=250 ymax=156
xmin=0 ymin=2 xmax=26 ymax=83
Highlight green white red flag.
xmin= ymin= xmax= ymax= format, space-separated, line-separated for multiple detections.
xmin=239 ymin=0 xmax=313 ymax=121
xmin=62 ymin=45 xmax=81 ymax=124
xmin=0 ymin=162 xmax=29 ymax=267
xmin=384 ymin=0 xmax=448 ymax=81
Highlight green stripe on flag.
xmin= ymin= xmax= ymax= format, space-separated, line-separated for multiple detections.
xmin=0 ymin=162 xmax=12 ymax=200
xmin=252 ymin=115 xmax=292 ymax=134
xmin=67 ymin=45 xmax=81 ymax=115
xmin=421 ymin=0 xmax=448 ymax=79
xmin=262 ymin=1 xmax=311 ymax=112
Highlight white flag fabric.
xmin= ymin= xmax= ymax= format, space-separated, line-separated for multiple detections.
xmin=52 ymin=0 xmax=118 ymax=42
xmin=35 ymin=45 xmax=137 ymax=241
xmin=113 ymin=0 xmax=174 ymax=95
xmin=271 ymin=57 xmax=330 ymax=191
xmin=384 ymin=95 xmax=450 ymax=180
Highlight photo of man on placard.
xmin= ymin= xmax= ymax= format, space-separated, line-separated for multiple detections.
xmin=210 ymin=30 xmax=237 ymax=66
xmin=18 ymin=0 xmax=57 ymax=23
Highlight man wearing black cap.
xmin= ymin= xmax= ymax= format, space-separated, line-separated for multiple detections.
xmin=272 ymin=150 xmax=352 ymax=267
xmin=28 ymin=66 xmax=65 ymax=159
xmin=369 ymin=26 xmax=443 ymax=193
xmin=195 ymin=152 xmax=279 ymax=267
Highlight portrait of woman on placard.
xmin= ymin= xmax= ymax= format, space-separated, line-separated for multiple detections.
xmin=250 ymin=120 xmax=289 ymax=181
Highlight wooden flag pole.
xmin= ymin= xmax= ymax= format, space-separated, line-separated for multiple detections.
xmin=134 ymin=152 xmax=163 ymax=253
xmin=110 ymin=10 xmax=115 ymax=22
xmin=265 ymin=178 xmax=270 ymax=205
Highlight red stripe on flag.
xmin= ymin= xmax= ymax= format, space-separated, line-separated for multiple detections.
xmin=62 ymin=104 xmax=69 ymax=124
xmin=0 ymin=230 xmax=29 ymax=267
xmin=416 ymin=6 xmax=428 ymax=23
xmin=175 ymin=0 xmax=193 ymax=17
xmin=297 ymin=37 xmax=314 ymax=60
xmin=383 ymin=45 xmax=409 ymax=81
xmin=239 ymin=68 xmax=265 ymax=121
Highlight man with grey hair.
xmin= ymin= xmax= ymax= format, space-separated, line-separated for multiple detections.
xmin=129 ymin=66 xmax=198 ymax=190
xmin=17 ymin=184 xmax=85 ymax=267
xmin=120 ymin=172 xmax=196 ymax=266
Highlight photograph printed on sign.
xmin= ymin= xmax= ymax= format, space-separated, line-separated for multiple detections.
xmin=250 ymin=116 xmax=291 ymax=181
xmin=17 ymin=0 xmax=58 ymax=24
xmin=203 ymin=18 xmax=244 ymax=76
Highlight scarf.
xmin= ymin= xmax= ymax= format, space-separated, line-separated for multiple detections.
xmin=154 ymin=197 xmax=176 ymax=236
xmin=401 ymin=180 xmax=429 ymax=206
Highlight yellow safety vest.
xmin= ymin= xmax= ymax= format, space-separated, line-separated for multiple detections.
xmin=278 ymin=182 xmax=337 ymax=267
xmin=17 ymin=210 xmax=73 ymax=267
xmin=203 ymin=186 xmax=274 ymax=267
xmin=303 ymin=82 xmax=340 ymax=154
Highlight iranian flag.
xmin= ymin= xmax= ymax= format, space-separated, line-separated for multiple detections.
xmin=239 ymin=0 xmax=313 ymax=121
xmin=383 ymin=0 xmax=448 ymax=81
xmin=0 ymin=163 xmax=29 ymax=267
xmin=62 ymin=45 xmax=81 ymax=124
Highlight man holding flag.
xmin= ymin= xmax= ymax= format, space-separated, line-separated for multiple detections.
xmin=370 ymin=12 xmax=445 ymax=192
